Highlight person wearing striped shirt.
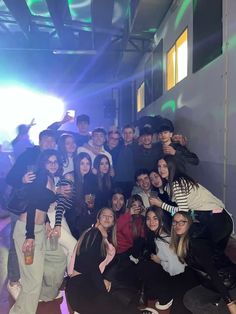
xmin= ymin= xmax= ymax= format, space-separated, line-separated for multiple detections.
xmin=47 ymin=177 xmax=77 ymax=274
xmin=149 ymin=155 xmax=233 ymax=256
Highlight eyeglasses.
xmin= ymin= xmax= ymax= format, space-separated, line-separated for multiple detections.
xmin=47 ymin=160 xmax=58 ymax=166
xmin=172 ymin=220 xmax=188 ymax=227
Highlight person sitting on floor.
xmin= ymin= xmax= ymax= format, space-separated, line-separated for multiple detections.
xmin=170 ymin=211 xmax=236 ymax=314
xmin=139 ymin=206 xmax=186 ymax=314
xmin=66 ymin=207 xmax=143 ymax=314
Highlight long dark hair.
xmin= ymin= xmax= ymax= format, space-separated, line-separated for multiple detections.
xmin=110 ymin=187 xmax=127 ymax=218
xmin=74 ymin=152 xmax=92 ymax=200
xmin=145 ymin=206 xmax=170 ymax=244
xmin=57 ymin=133 xmax=77 ymax=165
xmin=37 ymin=149 xmax=63 ymax=178
xmin=76 ymin=207 xmax=117 ymax=257
xmin=126 ymin=194 xmax=144 ymax=238
xmin=161 ymin=155 xmax=199 ymax=197
xmin=93 ymin=154 xmax=112 ymax=191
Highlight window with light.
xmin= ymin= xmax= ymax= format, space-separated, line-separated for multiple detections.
xmin=166 ymin=28 xmax=188 ymax=91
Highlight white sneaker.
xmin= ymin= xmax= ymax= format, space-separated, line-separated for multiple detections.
xmin=55 ymin=290 xmax=63 ymax=299
xmin=7 ymin=281 xmax=21 ymax=300
xmin=140 ymin=308 xmax=159 ymax=314
xmin=155 ymin=299 xmax=173 ymax=310
xmin=39 ymin=290 xmax=63 ymax=302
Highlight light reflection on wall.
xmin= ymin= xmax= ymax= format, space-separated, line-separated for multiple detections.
xmin=161 ymin=100 xmax=176 ymax=113
xmin=175 ymin=0 xmax=191 ymax=29
xmin=0 ymin=0 xmax=9 ymax=11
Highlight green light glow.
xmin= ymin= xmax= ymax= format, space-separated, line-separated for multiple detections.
xmin=161 ymin=100 xmax=176 ymax=113
xmin=227 ymin=35 xmax=236 ymax=50
xmin=81 ymin=17 xmax=92 ymax=23
xmin=0 ymin=0 xmax=9 ymax=11
xmin=68 ymin=0 xmax=91 ymax=21
xmin=144 ymin=28 xmax=157 ymax=33
xmin=193 ymin=0 xmax=198 ymax=13
xmin=175 ymin=0 xmax=191 ymax=29
xmin=26 ymin=0 xmax=50 ymax=17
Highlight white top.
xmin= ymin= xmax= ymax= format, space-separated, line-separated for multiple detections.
xmin=77 ymin=140 xmax=113 ymax=166
xmin=63 ymin=156 xmax=74 ymax=175
xmin=161 ymin=180 xmax=225 ymax=215
xmin=155 ymin=236 xmax=185 ymax=276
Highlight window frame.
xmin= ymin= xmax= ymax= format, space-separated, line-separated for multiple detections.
xmin=166 ymin=28 xmax=188 ymax=91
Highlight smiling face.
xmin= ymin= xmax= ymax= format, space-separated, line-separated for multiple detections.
xmin=98 ymin=208 xmax=115 ymax=230
xmin=149 ymin=171 xmax=162 ymax=188
xmin=136 ymin=174 xmax=151 ymax=192
xmin=146 ymin=210 xmax=160 ymax=232
xmin=92 ymin=131 xmax=106 ymax=147
xmin=80 ymin=157 xmax=91 ymax=176
xmin=112 ymin=193 xmax=125 ymax=212
xmin=172 ymin=213 xmax=190 ymax=235
xmin=99 ymin=157 xmax=110 ymax=174
xmin=142 ymin=134 xmax=153 ymax=147
xmin=158 ymin=159 xmax=169 ymax=179
xmin=45 ymin=155 xmax=59 ymax=175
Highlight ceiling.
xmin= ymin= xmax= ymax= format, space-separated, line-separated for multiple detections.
xmin=0 ymin=0 xmax=174 ymax=85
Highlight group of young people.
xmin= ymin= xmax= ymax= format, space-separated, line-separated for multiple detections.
xmin=4 ymin=113 xmax=236 ymax=314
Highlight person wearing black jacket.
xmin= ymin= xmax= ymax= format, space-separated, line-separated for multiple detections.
xmin=48 ymin=113 xmax=91 ymax=147
xmin=158 ymin=124 xmax=199 ymax=169
xmin=6 ymin=129 xmax=57 ymax=188
xmin=9 ymin=150 xmax=63 ymax=314
xmin=170 ymin=211 xmax=236 ymax=314
xmin=66 ymin=207 xmax=142 ymax=314
xmin=6 ymin=129 xmax=58 ymax=300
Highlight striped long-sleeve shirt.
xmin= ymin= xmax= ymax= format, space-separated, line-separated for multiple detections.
xmin=161 ymin=179 xmax=224 ymax=215
xmin=55 ymin=178 xmax=74 ymax=227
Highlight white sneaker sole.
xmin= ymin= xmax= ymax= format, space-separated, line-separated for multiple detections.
xmin=141 ymin=307 xmax=159 ymax=314
xmin=155 ymin=299 xmax=173 ymax=310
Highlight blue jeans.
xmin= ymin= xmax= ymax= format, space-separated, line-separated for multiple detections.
xmin=7 ymin=213 xmax=20 ymax=282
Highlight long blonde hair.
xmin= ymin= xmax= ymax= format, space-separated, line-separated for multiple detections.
xmin=76 ymin=207 xmax=117 ymax=257
xmin=170 ymin=211 xmax=192 ymax=263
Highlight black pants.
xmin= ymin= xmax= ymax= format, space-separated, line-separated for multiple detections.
xmin=139 ymin=259 xmax=173 ymax=304
xmin=194 ymin=209 xmax=233 ymax=266
xmin=66 ymin=274 xmax=140 ymax=314
xmin=194 ymin=209 xmax=232 ymax=247
xmin=138 ymin=260 xmax=200 ymax=312
xmin=171 ymin=267 xmax=200 ymax=314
